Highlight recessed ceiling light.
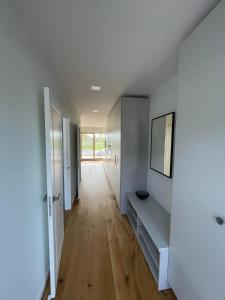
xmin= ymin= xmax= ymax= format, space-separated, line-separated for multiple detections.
xmin=92 ymin=110 xmax=99 ymax=113
xmin=91 ymin=85 xmax=101 ymax=91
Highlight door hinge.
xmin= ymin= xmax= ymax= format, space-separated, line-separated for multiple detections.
xmin=48 ymin=197 xmax=52 ymax=217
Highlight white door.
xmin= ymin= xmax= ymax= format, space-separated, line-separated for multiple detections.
xmin=44 ymin=87 xmax=64 ymax=300
xmin=168 ymin=3 xmax=225 ymax=299
xmin=63 ymin=118 xmax=71 ymax=210
xmin=76 ymin=126 xmax=81 ymax=199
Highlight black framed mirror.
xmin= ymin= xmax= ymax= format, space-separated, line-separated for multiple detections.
xmin=150 ymin=112 xmax=175 ymax=178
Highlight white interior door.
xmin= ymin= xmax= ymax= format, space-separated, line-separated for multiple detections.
xmin=63 ymin=118 xmax=72 ymax=210
xmin=168 ymin=3 xmax=225 ymax=299
xmin=77 ymin=126 xmax=81 ymax=199
xmin=44 ymin=87 xmax=64 ymax=300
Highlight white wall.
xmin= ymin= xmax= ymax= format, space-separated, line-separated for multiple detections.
xmin=147 ymin=75 xmax=178 ymax=213
xmin=169 ymin=1 xmax=225 ymax=299
xmin=0 ymin=1 xmax=77 ymax=299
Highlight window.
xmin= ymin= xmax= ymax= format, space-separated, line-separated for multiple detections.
xmin=81 ymin=133 xmax=94 ymax=159
xmin=81 ymin=133 xmax=106 ymax=160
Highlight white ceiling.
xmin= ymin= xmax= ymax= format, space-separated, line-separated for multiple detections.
xmin=11 ymin=0 xmax=218 ymax=127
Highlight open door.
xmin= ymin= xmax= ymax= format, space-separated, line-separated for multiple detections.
xmin=63 ymin=117 xmax=72 ymax=210
xmin=77 ymin=126 xmax=81 ymax=199
xmin=63 ymin=119 xmax=79 ymax=209
xmin=44 ymin=87 xmax=64 ymax=300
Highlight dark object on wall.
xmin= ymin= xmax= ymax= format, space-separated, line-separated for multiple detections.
xmin=150 ymin=112 xmax=175 ymax=178
xmin=136 ymin=191 xmax=149 ymax=200
xmin=216 ymin=217 xmax=224 ymax=225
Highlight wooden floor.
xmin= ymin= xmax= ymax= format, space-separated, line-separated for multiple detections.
xmin=42 ymin=162 xmax=176 ymax=300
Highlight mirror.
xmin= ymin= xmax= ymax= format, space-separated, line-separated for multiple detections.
xmin=150 ymin=112 xmax=175 ymax=178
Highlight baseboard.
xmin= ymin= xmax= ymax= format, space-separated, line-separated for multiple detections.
xmin=37 ymin=269 xmax=49 ymax=300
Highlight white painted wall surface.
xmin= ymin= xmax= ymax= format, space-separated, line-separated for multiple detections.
xmin=147 ymin=76 xmax=178 ymax=213
xmin=169 ymin=1 xmax=225 ymax=299
xmin=0 ymin=1 xmax=77 ymax=299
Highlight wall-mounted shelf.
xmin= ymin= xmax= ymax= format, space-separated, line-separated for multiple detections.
xmin=126 ymin=192 xmax=171 ymax=291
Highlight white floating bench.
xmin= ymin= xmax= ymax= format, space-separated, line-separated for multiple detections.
xmin=126 ymin=192 xmax=171 ymax=291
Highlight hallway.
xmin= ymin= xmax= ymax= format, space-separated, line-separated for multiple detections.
xmin=42 ymin=162 xmax=175 ymax=300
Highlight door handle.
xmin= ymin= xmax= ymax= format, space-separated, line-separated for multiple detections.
xmin=43 ymin=193 xmax=47 ymax=202
xmin=53 ymin=193 xmax=61 ymax=202
xmin=216 ymin=216 xmax=224 ymax=225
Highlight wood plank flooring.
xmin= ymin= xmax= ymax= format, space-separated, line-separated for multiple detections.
xmin=42 ymin=162 xmax=176 ymax=300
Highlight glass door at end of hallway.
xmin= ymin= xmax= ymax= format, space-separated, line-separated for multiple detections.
xmin=81 ymin=133 xmax=106 ymax=160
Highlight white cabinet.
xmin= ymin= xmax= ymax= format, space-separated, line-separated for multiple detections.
xmin=127 ymin=192 xmax=170 ymax=291
xmin=104 ymin=97 xmax=149 ymax=213
xmin=105 ymin=100 xmax=121 ymax=205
